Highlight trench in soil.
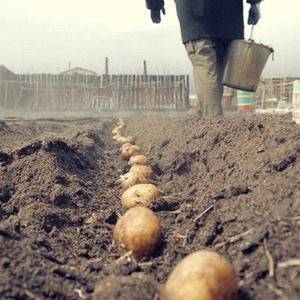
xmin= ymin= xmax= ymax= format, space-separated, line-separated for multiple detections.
xmin=0 ymin=112 xmax=300 ymax=300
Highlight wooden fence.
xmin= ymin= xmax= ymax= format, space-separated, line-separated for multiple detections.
xmin=0 ymin=74 xmax=190 ymax=111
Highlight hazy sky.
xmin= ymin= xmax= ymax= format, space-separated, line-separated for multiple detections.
xmin=1 ymin=0 xmax=299 ymax=77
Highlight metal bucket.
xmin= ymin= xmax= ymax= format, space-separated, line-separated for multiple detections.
xmin=223 ymin=39 xmax=273 ymax=92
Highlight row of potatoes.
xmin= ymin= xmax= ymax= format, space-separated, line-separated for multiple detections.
xmin=110 ymin=119 xmax=239 ymax=300
xmin=112 ymin=118 xmax=162 ymax=261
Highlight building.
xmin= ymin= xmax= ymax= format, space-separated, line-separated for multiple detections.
xmin=0 ymin=65 xmax=14 ymax=80
xmin=60 ymin=67 xmax=97 ymax=76
xmin=258 ymin=77 xmax=300 ymax=108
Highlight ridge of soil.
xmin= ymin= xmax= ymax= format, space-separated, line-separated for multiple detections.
xmin=0 ymin=112 xmax=299 ymax=300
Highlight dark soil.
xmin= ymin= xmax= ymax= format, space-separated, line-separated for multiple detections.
xmin=0 ymin=111 xmax=299 ymax=300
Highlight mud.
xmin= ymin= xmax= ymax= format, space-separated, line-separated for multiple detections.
xmin=0 ymin=110 xmax=299 ymax=300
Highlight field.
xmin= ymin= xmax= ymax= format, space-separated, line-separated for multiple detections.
xmin=0 ymin=110 xmax=299 ymax=300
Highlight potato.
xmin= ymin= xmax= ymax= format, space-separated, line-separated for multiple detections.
xmin=128 ymin=154 xmax=149 ymax=166
xmin=117 ymin=171 xmax=148 ymax=190
xmin=120 ymin=145 xmax=141 ymax=160
xmin=112 ymin=126 xmax=121 ymax=134
xmin=120 ymin=142 xmax=133 ymax=151
xmin=113 ymin=133 xmax=122 ymax=140
xmin=114 ymin=206 xmax=162 ymax=259
xmin=158 ymin=250 xmax=238 ymax=300
xmin=117 ymin=118 xmax=125 ymax=127
xmin=129 ymin=164 xmax=153 ymax=178
xmin=121 ymin=183 xmax=161 ymax=208
xmin=117 ymin=135 xmax=135 ymax=144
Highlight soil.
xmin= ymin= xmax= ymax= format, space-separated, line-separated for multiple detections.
xmin=0 ymin=110 xmax=299 ymax=300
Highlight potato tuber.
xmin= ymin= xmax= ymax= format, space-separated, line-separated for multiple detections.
xmin=121 ymin=183 xmax=161 ymax=208
xmin=113 ymin=133 xmax=122 ymax=140
xmin=158 ymin=250 xmax=238 ymax=300
xmin=117 ymin=118 xmax=125 ymax=128
xmin=117 ymin=171 xmax=148 ymax=190
xmin=114 ymin=206 xmax=162 ymax=259
xmin=112 ymin=126 xmax=121 ymax=134
xmin=120 ymin=145 xmax=141 ymax=160
xmin=129 ymin=164 xmax=153 ymax=178
xmin=120 ymin=142 xmax=133 ymax=151
xmin=117 ymin=135 xmax=135 ymax=144
xmin=128 ymin=154 xmax=149 ymax=166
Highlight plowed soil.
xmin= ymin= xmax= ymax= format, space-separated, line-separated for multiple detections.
xmin=0 ymin=110 xmax=299 ymax=300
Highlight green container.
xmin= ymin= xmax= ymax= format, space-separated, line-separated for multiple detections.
xmin=293 ymin=80 xmax=300 ymax=94
xmin=237 ymin=90 xmax=254 ymax=112
xmin=292 ymin=80 xmax=300 ymax=124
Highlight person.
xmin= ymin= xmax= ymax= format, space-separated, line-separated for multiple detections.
xmin=146 ymin=0 xmax=262 ymax=116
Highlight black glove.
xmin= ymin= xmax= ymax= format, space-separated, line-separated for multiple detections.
xmin=150 ymin=7 xmax=166 ymax=24
xmin=248 ymin=3 xmax=261 ymax=25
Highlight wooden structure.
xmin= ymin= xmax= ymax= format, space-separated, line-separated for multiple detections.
xmin=221 ymin=77 xmax=300 ymax=110
xmin=0 ymin=72 xmax=190 ymax=111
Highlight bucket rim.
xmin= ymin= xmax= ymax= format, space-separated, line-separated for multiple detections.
xmin=223 ymin=81 xmax=256 ymax=92
xmin=230 ymin=39 xmax=274 ymax=53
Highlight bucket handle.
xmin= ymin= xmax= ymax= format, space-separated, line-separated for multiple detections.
xmin=249 ymin=25 xmax=254 ymax=41
xmin=248 ymin=25 xmax=275 ymax=61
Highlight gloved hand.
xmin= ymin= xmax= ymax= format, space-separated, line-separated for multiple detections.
xmin=247 ymin=3 xmax=261 ymax=25
xmin=150 ymin=7 xmax=166 ymax=24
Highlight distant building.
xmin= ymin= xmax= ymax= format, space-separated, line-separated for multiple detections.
xmin=259 ymin=77 xmax=300 ymax=106
xmin=0 ymin=65 xmax=14 ymax=80
xmin=60 ymin=67 xmax=97 ymax=76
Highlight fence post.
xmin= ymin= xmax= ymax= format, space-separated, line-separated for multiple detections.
xmin=105 ymin=57 xmax=109 ymax=75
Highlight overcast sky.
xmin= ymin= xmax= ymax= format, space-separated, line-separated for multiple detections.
xmin=0 ymin=0 xmax=299 ymax=77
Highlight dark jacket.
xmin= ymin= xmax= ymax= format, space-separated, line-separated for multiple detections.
xmin=146 ymin=0 xmax=262 ymax=43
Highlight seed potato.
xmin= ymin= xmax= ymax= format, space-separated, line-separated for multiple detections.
xmin=114 ymin=206 xmax=162 ymax=259
xmin=113 ymin=133 xmax=122 ymax=140
xmin=129 ymin=164 xmax=153 ymax=178
xmin=117 ymin=171 xmax=148 ymax=190
xmin=117 ymin=135 xmax=135 ymax=144
xmin=128 ymin=154 xmax=149 ymax=166
xmin=158 ymin=250 xmax=238 ymax=300
xmin=121 ymin=183 xmax=161 ymax=208
xmin=120 ymin=145 xmax=141 ymax=160
xmin=120 ymin=142 xmax=133 ymax=151
xmin=112 ymin=126 xmax=121 ymax=134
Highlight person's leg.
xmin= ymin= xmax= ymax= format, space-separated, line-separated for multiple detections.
xmin=216 ymin=39 xmax=230 ymax=110
xmin=185 ymin=39 xmax=223 ymax=116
